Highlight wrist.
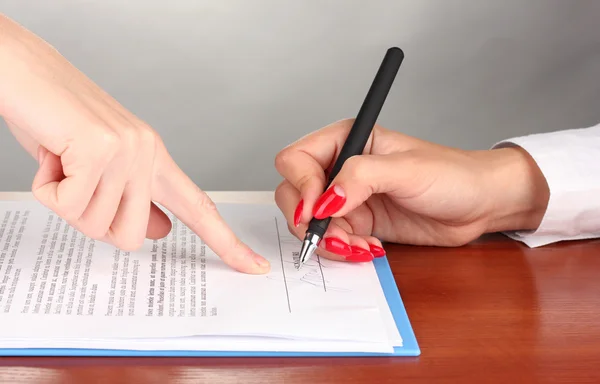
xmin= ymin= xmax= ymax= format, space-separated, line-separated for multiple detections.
xmin=474 ymin=146 xmax=550 ymax=234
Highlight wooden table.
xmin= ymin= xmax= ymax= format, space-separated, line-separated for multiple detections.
xmin=0 ymin=192 xmax=599 ymax=383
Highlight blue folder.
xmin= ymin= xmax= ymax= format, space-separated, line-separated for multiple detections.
xmin=0 ymin=256 xmax=420 ymax=357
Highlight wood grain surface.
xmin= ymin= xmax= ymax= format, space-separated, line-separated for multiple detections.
xmin=1 ymin=234 xmax=599 ymax=383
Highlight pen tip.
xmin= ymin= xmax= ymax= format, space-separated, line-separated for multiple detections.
xmin=297 ymin=238 xmax=318 ymax=268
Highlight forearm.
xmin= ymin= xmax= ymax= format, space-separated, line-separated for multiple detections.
xmin=0 ymin=14 xmax=64 ymax=159
xmin=479 ymin=123 xmax=600 ymax=247
xmin=0 ymin=13 xmax=28 ymax=119
xmin=0 ymin=13 xmax=66 ymax=119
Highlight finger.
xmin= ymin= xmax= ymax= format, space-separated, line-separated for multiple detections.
xmin=286 ymin=221 xmax=354 ymax=263
xmin=276 ymin=119 xmax=370 ymax=172
xmin=146 ymin=203 xmax=172 ymax=239
xmin=347 ymin=233 xmax=370 ymax=250
xmin=69 ymin=104 xmax=134 ymax=238
xmin=362 ymin=235 xmax=386 ymax=258
xmin=331 ymin=215 xmax=353 ymax=233
xmin=32 ymin=146 xmax=94 ymax=221
xmin=32 ymin=146 xmax=64 ymax=186
xmin=311 ymin=152 xmax=421 ymax=219
xmin=106 ymin=180 xmax=150 ymax=251
xmin=285 ymin=222 xmax=344 ymax=262
xmin=345 ymin=233 xmax=374 ymax=262
xmin=275 ymin=179 xmax=351 ymax=239
xmin=274 ymin=149 xmax=326 ymax=226
xmin=312 ymin=224 xmax=382 ymax=263
xmin=152 ymin=147 xmax=270 ymax=274
xmin=32 ymin=138 xmax=113 ymax=222
xmin=274 ymin=178 xmax=355 ymax=237
xmin=105 ymin=129 xmax=156 ymax=250
xmin=276 ymin=181 xmax=355 ymax=261
xmin=274 ymin=119 xmax=375 ymax=225
xmin=275 ymin=180 xmax=309 ymax=231
xmin=77 ymin=171 xmax=128 ymax=241
xmin=342 ymin=202 xmax=375 ymax=235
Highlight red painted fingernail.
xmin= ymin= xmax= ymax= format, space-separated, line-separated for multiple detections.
xmin=345 ymin=246 xmax=374 ymax=262
xmin=369 ymin=244 xmax=386 ymax=257
xmin=350 ymin=245 xmax=373 ymax=257
xmin=322 ymin=237 xmax=352 ymax=256
xmin=313 ymin=185 xmax=346 ymax=219
xmin=293 ymin=200 xmax=304 ymax=227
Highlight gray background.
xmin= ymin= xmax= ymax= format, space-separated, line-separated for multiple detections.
xmin=1 ymin=0 xmax=599 ymax=191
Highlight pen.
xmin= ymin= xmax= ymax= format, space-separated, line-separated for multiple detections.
xmin=296 ymin=46 xmax=404 ymax=270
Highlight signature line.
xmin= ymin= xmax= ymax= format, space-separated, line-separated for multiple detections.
xmin=274 ymin=217 xmax=292 ymax=313
xmin=316 ymin=254 xmax=327 ymax=292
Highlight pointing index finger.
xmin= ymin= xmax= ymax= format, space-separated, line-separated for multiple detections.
xmin=152 ymin=149 xmax=270 ymax=274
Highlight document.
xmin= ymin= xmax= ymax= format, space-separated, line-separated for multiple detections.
xmin=0 ymin=200 xmax=401 ymax=353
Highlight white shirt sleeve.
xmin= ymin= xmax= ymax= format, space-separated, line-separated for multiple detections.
xmin=491 ymin=122 xmax=600 ymax=247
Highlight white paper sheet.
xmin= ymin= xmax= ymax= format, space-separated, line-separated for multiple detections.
xmin=0 ymin=201 xmax=401 ymax=353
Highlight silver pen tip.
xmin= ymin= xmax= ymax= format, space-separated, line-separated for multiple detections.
xmin=295 ymin=233 xmax=321 ymax=270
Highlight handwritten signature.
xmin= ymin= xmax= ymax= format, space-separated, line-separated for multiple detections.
xmin=266 ymin=257 xmax=352 ymax=293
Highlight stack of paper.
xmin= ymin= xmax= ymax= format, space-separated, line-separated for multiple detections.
xmin=0 ymin=201 xmax=418 ymax=356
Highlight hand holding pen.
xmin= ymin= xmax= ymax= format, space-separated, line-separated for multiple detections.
xmin=276 ymin=47 xmax=404 ymax=268
xmin=274 ymin=48 xmax=549 ymax=265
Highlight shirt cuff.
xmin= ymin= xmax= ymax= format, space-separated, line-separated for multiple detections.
xmin=491 ymin=123 xmax=600 ymax=247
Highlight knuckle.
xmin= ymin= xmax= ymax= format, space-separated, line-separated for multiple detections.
xmin=326 ymin=118 xmax=355 ymax=133
xmin=274 ymin=148 xmax=293 ymax=173
xmin=295 ymin=173 xmax=313 ymax=194
xmin=114 ymin=236 xmax=145 ymax=252
xmin=138 ymin=126 xmax=159 ymax=148
xmin=44 ymin=201 xmax=83 ymax=223
xmin=339 ymin=117 xmax=355 ymax=127
xmin=400 ymin=149 xmax=420 ymax=163
xmin=61 ymin=210 xmax=81 ymax=224
xmin=343 ymin=156 xmax=366 ymax=180
xmin=31 ymin=189 xmax=50 ymax=209
xmin=219 ymin=237 xmax=248 ymax=264
xmin=118 ymin=125 xmax=139 ymax=150
xmin=82 ymin=224 xmax=110 ymax=241
xmin=98 ymin=129 xmax=120 ymax=150
xmin=191 ymin=187 xmax=217 ymax=218
xmin=225 ymin=237 xmax=244 ymax=256
xmin=93 ymin=129 xmax=120 ymax=162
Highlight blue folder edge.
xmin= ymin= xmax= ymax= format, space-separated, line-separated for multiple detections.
xmin=0 ymin=256 xmax=420 ymax=357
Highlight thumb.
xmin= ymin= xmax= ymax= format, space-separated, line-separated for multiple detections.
xmin=32 ymin=145 xmax=65 ymax=212
xmin=312 ymin=153 xmax=414 ymax=219
xmin=32 ymin=145 xmax=65 ymax=194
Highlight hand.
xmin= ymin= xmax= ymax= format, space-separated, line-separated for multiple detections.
xmin=0 ymin=14 xmax=269 ymax=274
xmin=274 ymin=119 xmax=550 ymax=262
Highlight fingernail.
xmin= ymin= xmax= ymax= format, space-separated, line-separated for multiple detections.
xmin=368 ymin=244 xmax=386 ymax=257
xmin=253 ymin=254 xmax=270 ymax=269
xmin=345 ymin=254 xmax=374 ymax=262
xmin=350 ymin=245 xmax=373 ymax=257
xmin=322 ymin=237 xmax=352 ymax=256
xmin=345 ymin=246 xmax=374 ymax=262
xmin=293 ymin=200 xmax=304 ymax=227
xmin=313 ymin=185 xmax=346 ymax=219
